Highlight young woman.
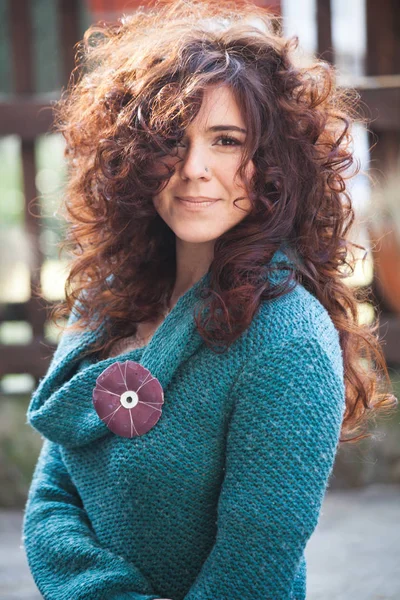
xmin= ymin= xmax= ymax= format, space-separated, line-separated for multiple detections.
xmin=23 ymin=1 xmax=397 ymax=599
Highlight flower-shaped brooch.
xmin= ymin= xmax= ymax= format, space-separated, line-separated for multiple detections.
xmin=92 ymin=360 xmax=164 ymax=438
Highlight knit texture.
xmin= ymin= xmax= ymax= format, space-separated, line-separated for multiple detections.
xmin=22 ymin=247 xmax=346 ymax=600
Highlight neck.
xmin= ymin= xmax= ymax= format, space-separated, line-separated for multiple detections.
xmin=168 ymin=237 xmax=214 ymax=310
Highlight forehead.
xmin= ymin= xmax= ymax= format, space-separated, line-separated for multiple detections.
xmin=190 ymin=84 xmax=245 ymax=130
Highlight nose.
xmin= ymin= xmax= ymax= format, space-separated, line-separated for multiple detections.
xmin=178 ymin=142 xmax=212 ymax=182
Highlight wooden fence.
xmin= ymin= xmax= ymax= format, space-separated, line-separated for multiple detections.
xmin=0 ymin=0 xmax=399 ymax=385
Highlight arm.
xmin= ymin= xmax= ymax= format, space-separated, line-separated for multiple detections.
xmin=184 ymin=335 xmax=345 ymax=600
xmin=22 ymin=438 xmax=163 ymax=600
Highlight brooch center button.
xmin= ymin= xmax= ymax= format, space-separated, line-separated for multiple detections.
xmin=120 ymin=390 xmax=139 ymax=409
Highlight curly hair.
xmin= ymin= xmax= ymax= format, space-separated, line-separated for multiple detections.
xmin=51 ymin=0 xmax=397 ymax=443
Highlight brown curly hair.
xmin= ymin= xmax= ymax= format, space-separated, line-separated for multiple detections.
xmin=51 ymin=0 xmax=397 ymax=443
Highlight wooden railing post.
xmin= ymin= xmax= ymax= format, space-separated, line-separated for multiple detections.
xmin=9 ymin=0 xmax=46 ymax=340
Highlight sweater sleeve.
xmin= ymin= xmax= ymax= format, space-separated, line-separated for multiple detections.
xmin=22 ymin=438 xmax=162 ymax=600
xmin=183 ymin=335 xmax=346 ymax=600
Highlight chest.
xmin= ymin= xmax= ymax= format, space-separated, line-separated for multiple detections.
xmin=109 ymin=316 xmax=166 ymax=356
xmin=62 ymin=348 xmax=235 ymax=536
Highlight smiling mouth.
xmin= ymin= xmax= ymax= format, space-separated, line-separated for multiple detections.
xmin=175 ymin=196 xmax=220 ymax=210
xmin=176 ymin=196 xmax=219 ymax=203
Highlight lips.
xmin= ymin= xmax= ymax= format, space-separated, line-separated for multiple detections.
xmin=175 ymin=196 xmax=220 ymax=211
xmin=176 ymin=196 xmax=219 ymax=203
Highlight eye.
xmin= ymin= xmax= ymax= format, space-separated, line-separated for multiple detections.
xmin=172 ymin=139 xmax=186 ymax=147
xmin=164 ymin=135 xmax=184 ymax=146
xmin=163 ymin=137 xmax=186 ymax=153
xmin=214 ymin=135 xmax=242 ymax=147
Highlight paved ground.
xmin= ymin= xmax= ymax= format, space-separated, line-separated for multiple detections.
xmin=305 ymin=484 xmax=400 ymax=600
xmin=0 ymin=484 xmax=399 ymax=600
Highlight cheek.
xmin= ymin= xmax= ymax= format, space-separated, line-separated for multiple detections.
xmin=232 ymin=161 xmax=255 ymax=214
xmin=152 ymin=189 xmax=168 ymax=217
xmin=242 ymin=160 xmax=255 ymax=182
xmin=151 ymin=158 xmax=179 ymax=198
xmin=152 ymin=169 xmax=177 ymax=209
xmin=229 ymin=160 xmax=255 ymax=194
xmin=247 ymin=161 xmax=256 ymax=179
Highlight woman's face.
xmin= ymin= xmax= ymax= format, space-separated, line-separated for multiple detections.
xmin=152 ymin=84 xmax=255 ymax=246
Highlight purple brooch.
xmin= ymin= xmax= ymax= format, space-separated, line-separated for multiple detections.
xmin=92 ymin=360 xmax=164 ymax=438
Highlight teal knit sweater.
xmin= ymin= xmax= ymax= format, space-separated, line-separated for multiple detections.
xmin=23 ymin=248 xmax=345 ymax=600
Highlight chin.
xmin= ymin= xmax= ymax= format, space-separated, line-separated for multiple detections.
xmin=172 ymin=226 xmax=220 ymax=244
xmin=176 ymin=233 xmax=219 ymax=245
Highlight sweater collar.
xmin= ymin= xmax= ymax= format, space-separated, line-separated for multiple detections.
xmin=27 ymin=270 xmax=212 ymax=448
xmin=27 ymin=246 xmax=295 ymax=448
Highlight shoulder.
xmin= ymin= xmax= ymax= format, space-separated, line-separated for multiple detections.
xmin=246 ymin=280 xmax=344 ymax=382
xmin=232 ymin=282 xmax=346 ymax=429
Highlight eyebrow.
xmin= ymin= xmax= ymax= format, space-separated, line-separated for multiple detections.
xmin=207 ymin=125 xmax=247 ymax=134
